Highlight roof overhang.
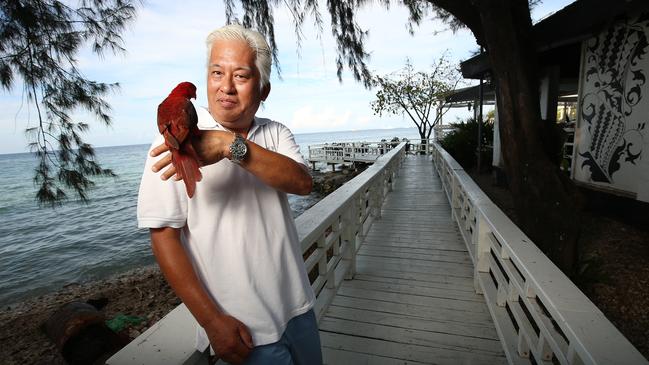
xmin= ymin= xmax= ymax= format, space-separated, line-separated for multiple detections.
xmin=460 ymin=0 xmax=649 ymax=79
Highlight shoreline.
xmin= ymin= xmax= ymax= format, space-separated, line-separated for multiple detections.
xmin=0 ymin=265 xmax=178 ymax=365
xmin=0 ymin=165 xmax=363 ymax=365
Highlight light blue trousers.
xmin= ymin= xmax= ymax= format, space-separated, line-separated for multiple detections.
xmin=243 ymin=309 xmax=323 ymax=365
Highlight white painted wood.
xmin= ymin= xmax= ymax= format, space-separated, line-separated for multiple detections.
xmin=319 ymin=317 xmax=502 ymax=355
xmin=432 ymin=142 xmax=648 ymax=365
xmin=320 ymin=155 xmax=505 ymax=363
xmin=106 ymin=304 xmax=207 ymax=365
xmin=323 ymin=347 xmax=429 ymax=365
xmin=320 ymin=331 xmax=507 ymax=365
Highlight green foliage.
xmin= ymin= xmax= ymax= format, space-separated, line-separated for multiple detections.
xmin=1 ymin=0 xmax=139 ymax=206
xmin=370 ymin=56 xmax=461 ymax=140
xmin=439 ymin=118 xmax=493 ymax=170
xmin=224 ymin=0 xmax=375 ymax=87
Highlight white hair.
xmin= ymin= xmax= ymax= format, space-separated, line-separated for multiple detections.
xmin=206 ymin=24 xmax=272 ymax=91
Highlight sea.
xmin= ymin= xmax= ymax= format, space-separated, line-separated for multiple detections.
xmin=0 ymin=127 xmax=421 ymax=306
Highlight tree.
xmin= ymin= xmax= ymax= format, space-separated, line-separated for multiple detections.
xmin=223 ymin=0 xmax=580 ymax=274
xmin=0 ymin=0 xmax=139 ymax=206
xmin=426 ymin=0 xmax=581 ymax=275
xmin=370 ymin=57 xmax=461 ymax=143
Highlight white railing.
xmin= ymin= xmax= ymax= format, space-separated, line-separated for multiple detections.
xmin=107 ymin=143 xmax=407 ymax=365
xmin=308 ymin=139 xmax=430 ymax=165
xmin=431 ymin=142 xmax=647 ymax=365
xmin=308 ymin=141 xmax=398 ymax=163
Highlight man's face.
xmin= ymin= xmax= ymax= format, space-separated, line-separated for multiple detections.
xmin=207 ymin=38 xmax=269 ymax=133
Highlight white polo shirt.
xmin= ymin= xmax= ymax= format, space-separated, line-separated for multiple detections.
xmin=137 ymin=104 xmax=315 ymax=349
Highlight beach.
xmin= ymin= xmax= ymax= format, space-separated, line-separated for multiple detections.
xmin=0 ymin=265 xmax=176 ymax=365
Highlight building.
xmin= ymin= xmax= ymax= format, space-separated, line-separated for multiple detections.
xmin=452 ymin=0 xmax=649 ymax=202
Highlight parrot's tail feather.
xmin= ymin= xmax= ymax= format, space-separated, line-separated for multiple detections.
xmin=184 ymin=141 xmax=203 ymax=183
xmin=173 ymin=144 xmax=202 ymax=198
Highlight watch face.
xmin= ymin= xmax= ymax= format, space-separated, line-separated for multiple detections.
xmin=230 ymin=135 xmax=248 ymax=162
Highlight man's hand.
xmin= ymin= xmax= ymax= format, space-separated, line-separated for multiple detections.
xmin=205 ymin=314 xmax=254 ymax=364
xmin=150 ymin=131 xmax=234 ymax=180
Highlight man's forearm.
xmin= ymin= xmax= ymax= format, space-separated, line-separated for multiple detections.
xmin=150 ymin=227 xmax=222 ymax=327
xmin=152 ymin=130 xmax=313 ymax=195
xmin=239 ymin=140 xmax=313 ymax=195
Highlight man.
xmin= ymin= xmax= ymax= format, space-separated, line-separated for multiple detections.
xmin=137 ymin=24 xmax=322 ymax=365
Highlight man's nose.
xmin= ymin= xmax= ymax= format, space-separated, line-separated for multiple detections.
xmin=220 ymin=76 xmax=235 ymax=94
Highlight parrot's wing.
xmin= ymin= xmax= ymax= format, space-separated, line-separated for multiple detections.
xmin=184 ymin=100 xmax=198 ymax=129
xmin=157 ymin=100 xmax=181 ymax=150
xmin=161 ymin=125 xmax=180 ymax=150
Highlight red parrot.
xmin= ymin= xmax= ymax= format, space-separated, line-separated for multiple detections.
xmin=157 ymin=81 xmax=202 ymax=198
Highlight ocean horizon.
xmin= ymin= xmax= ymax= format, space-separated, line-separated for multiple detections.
xmin=0 ymin=127 xmax=421 ymax=306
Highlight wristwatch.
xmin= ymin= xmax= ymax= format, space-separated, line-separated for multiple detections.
xmin=229 ymin=133 xmax=248 ymax=164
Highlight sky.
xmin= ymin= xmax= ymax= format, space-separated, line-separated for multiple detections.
xmin=0 ymin=0 xmax=575 ymax=154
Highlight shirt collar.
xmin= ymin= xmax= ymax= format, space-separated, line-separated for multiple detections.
xmin=194 ymin=103 xmax=268 ymax=138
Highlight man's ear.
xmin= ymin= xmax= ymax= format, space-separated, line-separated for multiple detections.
xmin=261 ymin=83 xmax=271 ymax=101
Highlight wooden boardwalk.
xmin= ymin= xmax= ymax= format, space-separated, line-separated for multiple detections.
xmin=319 ymin=155 xmax=506 ymax=364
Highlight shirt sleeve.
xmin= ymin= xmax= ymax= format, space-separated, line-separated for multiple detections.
xmin=275 ymin=123 xmax=308 ymax=167
xmin=137 ymin=135 xmax=188 ymax=229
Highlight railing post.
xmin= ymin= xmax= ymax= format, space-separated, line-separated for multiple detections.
xmin=357 ymin=192 xmax=366 ymax=246
xmin=342 ymin=202 xmax=357 ymax=280
xmin=474 ymin=213 xmax=490 ymax=295
xmin=451 ymin=173 xmax=460 ymax=219
xmin=317 ymin=235 xmax=331 ymax=289
xmin=372 ymin=178 xmax=383 ymax=220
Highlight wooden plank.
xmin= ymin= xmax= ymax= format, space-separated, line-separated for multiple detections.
xmin=357 ymin=254 xmax=473 ymax=269
xmin=325 ymin=305 xmax=499 ymax=340
xmin=335 ymin=286 xmax=489 ymax=314
xmin=354 ymin=264 xmax=474 ymax=287
xmin=353 ymin=273 xmax=476 ymax=292
xmin=323 ymin=347 xmax=429 ymax=365
xmin=330 ymin=296 xmax=495 ymax=326
xmin=320 ymin=332 xmax=507 ymax=365
xmin=358 ymin=249 xmax=472 ymax=265
xmin=356 ymin=256 xmax=474 ymax=278
xmin=341 ymin=278 xmax=485 ymax=303
xmin=359 ymin=244 xmax=471 ymax=258
xmin=320 ymin=317 xmax=503 ymax=355
xmin=361 ymin=239 xmax=467 ymax=251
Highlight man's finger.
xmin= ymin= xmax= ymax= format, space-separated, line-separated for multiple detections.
xmin=162 ymin=166 xmax=179 ymax=181
xmin=152 ymin=153 xmax=172 ymax=173
xmin=150 ymin=143 xmax=169 ymax=157
xmin=238 ymin=325 xmax=253 ymax=349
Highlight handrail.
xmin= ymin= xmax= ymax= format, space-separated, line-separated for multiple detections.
xmin=297 ymin=142 xmax=406 ymax=321
xmin=430 ymin=142 xmax=647 ymax=365
xmin=107 ymin=143 xmax=407 ymax=365
xmin=308 ymin=139 xmax=430 ymax=164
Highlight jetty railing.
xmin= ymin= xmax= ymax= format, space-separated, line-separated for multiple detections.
xmin=308 ymin=141 xmax=392 ymax=163
xmin=431 ymin=142 xmax=647 ymax=365
xmin=308 ymin=139 xmax=430 ymax=165
xmin=106 ymin=143 xmax=407 ymax=365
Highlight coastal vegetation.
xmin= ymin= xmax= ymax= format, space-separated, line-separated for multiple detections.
xmin=439 ymin=117 xmax=493 ymax=171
